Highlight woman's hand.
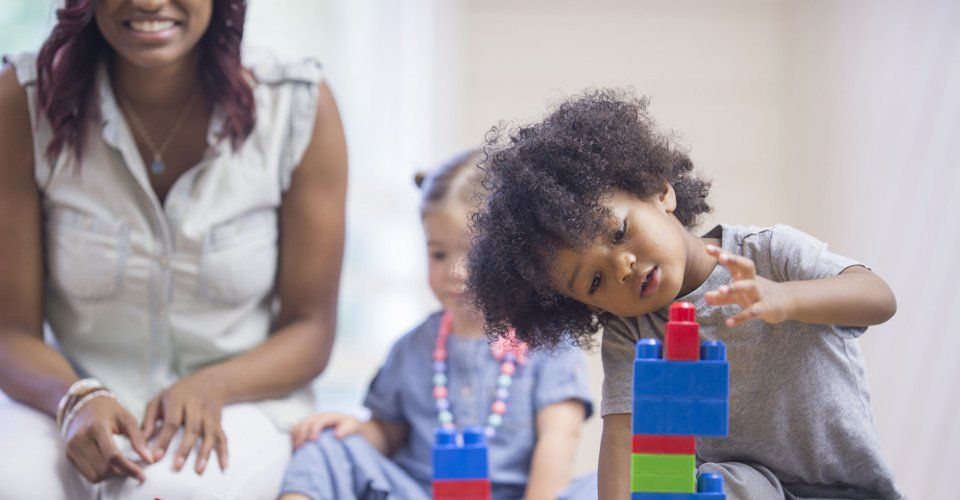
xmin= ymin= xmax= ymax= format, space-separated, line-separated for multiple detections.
xmin=63 ymin=396 xmax=153 ymax=484
xmin=290 ymin=412 xmax=362 ymax=448
xmin=704 ymin=244 xmax=797 ymax=327
xmin=141 ymin=373 xmax=228 ymax=474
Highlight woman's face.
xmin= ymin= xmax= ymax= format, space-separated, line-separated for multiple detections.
xmin=549 ymin=187 xmax=689 ymax=318
xmin=95 ymin=0 xmax=213 ymax=69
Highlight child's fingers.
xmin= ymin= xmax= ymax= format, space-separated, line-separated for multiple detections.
xmin=725 ymin=303 xmax=765 ymax=328
xmin=705 ymin=281 xmax=759 ymax=307
xmin=710 ymin=247 xmax=757 ymax=280
xmin=333 ymin=419 xmax=358 ymax=439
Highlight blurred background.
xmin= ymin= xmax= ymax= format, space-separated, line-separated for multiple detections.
xmin=3 ymin=1 xmax=958 ymax=497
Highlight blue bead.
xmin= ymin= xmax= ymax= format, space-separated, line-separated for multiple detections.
xmin=495 ymin=387 xmax=510 ymax=400
xmin=435 ymin=398 xmax=450 ymax=411
xmin=433 ymin=361 xmax=446 ymax=372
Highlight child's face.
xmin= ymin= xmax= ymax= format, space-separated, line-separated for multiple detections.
xmin=550 ymin=187 xmax=689 ymax=317
xmin=423 ymin=204 xmax=475 ymax=319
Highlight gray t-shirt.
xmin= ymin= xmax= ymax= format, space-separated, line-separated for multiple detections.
xmin=601 ymin=224 xmax=901 ymax=499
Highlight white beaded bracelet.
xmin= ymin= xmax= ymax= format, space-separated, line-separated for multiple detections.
xmin=56 ymin=378 xmax=105 ymax=429
xmin=60 ymin=388 xmax=116 ymax=437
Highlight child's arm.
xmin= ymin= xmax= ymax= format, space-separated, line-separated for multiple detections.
xmin=290 ymin=412 xmax=409 ymax=456
xmin=704 ymin=245 xmax=897 ymax=328
xmin=523 ymin=399 xmax=587 ymax=500
xmin=597 ymin=413 xmax=632 ymax=500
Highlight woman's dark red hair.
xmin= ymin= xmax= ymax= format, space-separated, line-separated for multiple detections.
xmin=35 ymin=0 xmax=254 ymax=162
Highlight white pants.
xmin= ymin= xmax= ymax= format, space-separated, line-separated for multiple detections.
xmin=0 ymin=392 xmax=291 ymax=500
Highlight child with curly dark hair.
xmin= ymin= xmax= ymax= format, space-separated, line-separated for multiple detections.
xmin=468 ymin=90 xmax=903 ymax=499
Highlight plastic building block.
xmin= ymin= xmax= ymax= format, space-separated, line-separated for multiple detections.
xmin=629 ymin=473 xmax=725 ymax=499
xmin=632 ymin=396 xmax=728 ymax=436
xmin=696 ymin=473 xmax=724 ymax=495
xmin=632 ymin=434 xmax=696 ymax=455
xmin=432 ymin=427 xmax=489 ymax=480
xmin=631 ymin=303 xmax=727 ymax=499
xmin=665 ymin=302 xmax=699 ymax=361
xmin=699 ymin=341 xmax=725 ymax=361
xmin=433 ymin=479 xmax=491 ymax=499
xmin=631 ymin=453 xmax=696 ymax=474
xmin=632 ymin=359 xmax=729 ymax=400
xmin=631 ymin=471 xmax=697 ymax=493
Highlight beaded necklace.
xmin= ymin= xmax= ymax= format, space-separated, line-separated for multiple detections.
xmin=432 ymin=312 xmax=528 ymax=437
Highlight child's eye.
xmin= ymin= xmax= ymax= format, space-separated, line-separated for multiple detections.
xmin=613 ymin=218 xmax=627 ymax=244
xmin=588 ymin=272 xmax=602 ymax=295
xmin=431 ymin=251 xmax=447 ymax=261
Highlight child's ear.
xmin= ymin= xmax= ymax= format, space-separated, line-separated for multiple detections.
xmin=658 ymin=182 xmax=677 ymax=213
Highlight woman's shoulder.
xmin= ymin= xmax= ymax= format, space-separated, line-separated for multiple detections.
xmin=1 ymin=52 xmax=38 ymax=87
xmin=242 ymin=45 xmax=323 ymax=86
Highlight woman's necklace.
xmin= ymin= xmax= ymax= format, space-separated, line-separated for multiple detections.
xmin=432 ymin=312 xmax=528 ymax=437
xmin=120 ymin=87 xmax=201 ymax=175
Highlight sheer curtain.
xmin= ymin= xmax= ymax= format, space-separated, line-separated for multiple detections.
xmin=245 ymin=0 xmax=465 ymax=413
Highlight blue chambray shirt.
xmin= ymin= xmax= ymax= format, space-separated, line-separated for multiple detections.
xmin=363 ymin=312 xmax=594 ymax=498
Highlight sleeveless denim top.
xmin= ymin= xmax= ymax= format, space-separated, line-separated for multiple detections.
xmin=4 ymin=47 xmax=323 ymax=429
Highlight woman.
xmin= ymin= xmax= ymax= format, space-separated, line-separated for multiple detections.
xmin=0 ymin=0 xmax=346 ymax=498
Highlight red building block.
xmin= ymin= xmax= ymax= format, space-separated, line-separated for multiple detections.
xmin=433 ymin=479 xmax=491 ymax=499
xmin=632 ymin=434 xmax=697 ymax=455
xmin=665 ymin=302 xmax=699 ymax=361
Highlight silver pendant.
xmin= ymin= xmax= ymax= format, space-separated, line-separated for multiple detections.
xmin=151 ymin=159 xmax=165 ymax=175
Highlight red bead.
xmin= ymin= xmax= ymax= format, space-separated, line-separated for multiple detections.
xmin=432 ymin=348 xmax=446 ymax=361
xmin=491 ymin=401 xmax=507 ymax=414
xmin=500 ymin=362 xmax=516 ymax=376
xmin=433 ymin=386 xmax=448 ymax=399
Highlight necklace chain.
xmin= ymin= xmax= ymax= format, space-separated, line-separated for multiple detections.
xmin=120 ymin=87 xmax=201 ymax=175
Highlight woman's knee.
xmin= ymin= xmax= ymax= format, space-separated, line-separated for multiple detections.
xmin=0 ymin=398 xmax=93 ymax=499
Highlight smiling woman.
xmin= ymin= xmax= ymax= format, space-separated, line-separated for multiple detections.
xmin=0 ymin=0 xmax=347 ymax=498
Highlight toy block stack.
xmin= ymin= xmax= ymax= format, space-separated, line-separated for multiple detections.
xmin=631 ymin=302 xmax=729 ymax=500
xmin=432 ymin=427 xmax=491 ymax=500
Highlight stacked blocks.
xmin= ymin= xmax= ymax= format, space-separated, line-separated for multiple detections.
xmin=432 ymin=427 xmax=491 ymax=499
xmin=631 ymin=302 xmax=730 ymax=500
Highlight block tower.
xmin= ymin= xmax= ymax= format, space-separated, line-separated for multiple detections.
xmin=432 ymin=426 xmax=491 ymax=500
xmin=631 ymin=302 xmax=729 ymax=500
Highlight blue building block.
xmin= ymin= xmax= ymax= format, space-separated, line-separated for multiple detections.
xmin=630 ymin=472 xmax=726 ymax=499
xmin=633 ymin=359 xmax=729 ymax=400
xmin=632 ymin=397 xmax=728 ymax=436
xmin=700 ymin=341 xmax=726 ymax=361
xmin=432 ymin=427 xmax=489 ymax=480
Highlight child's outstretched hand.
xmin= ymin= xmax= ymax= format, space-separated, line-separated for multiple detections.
xmin=704 ymin=244 xmax=796 ymax=328
xmin=290 ymin=412 xmax=362 ymax=449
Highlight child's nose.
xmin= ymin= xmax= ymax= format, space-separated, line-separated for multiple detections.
xmin=618 ymin=251 xmax=636 ymax=283
xmin=450 ymin=256 xmax=468 ymax=283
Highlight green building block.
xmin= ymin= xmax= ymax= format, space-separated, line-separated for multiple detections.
xmin=631 ymin=471 xmax=697 ymax=493
xmin=631 ymin=453 xmax=696 ymax=475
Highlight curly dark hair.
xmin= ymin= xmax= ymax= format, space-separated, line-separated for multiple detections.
xmin=467 ymin=89 xmax=711 ymax=349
